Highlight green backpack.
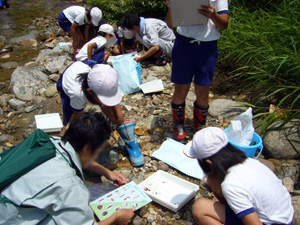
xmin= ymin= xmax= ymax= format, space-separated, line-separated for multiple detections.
xmin=0 ymin=129 xmax=56 ymax=191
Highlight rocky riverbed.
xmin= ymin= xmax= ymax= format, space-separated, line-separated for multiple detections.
xmin=0 ymin=13 xmax=299 ymax=225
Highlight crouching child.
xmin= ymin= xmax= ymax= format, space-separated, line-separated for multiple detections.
xmin=121 ymin=13 xmax=175 ymax=66
xmin=184 ymin=127 xmax=294 ymax=225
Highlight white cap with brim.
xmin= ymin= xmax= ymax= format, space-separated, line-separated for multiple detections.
xmin=183 ymin=127 xmax=228 ymax=160
xmin=90 ymin=7 xmax=102 ymax=27
xmin=98 ymin=24 xmax=114 ymax=35
xmin=87 ymin=64 xmax=122 ymax=107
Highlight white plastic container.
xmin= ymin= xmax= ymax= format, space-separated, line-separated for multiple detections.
xmin=35 ymin=113 xmax=63 ymax=133
xmin=138 ymin=170 xmax=199 ymax=212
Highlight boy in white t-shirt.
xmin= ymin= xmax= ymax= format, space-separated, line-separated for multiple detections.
xmin=58 ymin=6 xmax=102 ymax=50
xmin=166 ymin=0 xmax=229 ymax=143
xmin=184 ymin=127 xmax=294 ymax=225
xmin=76 ymin=24 xmax=117 ymax=67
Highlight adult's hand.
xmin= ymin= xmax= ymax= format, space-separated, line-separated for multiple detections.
xmin=106 ymin=171 xmax=128 ymax=186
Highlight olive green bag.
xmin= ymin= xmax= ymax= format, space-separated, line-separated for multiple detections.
xmin=0 ymin=129 xmax=56 ymax=191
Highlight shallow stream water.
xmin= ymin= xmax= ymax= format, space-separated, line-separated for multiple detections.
xmin=0 ymin=0 xmax=73 ymax=81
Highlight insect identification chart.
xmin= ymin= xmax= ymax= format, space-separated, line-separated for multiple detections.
xmin=90 ymin=182 xmax=152 ymax=221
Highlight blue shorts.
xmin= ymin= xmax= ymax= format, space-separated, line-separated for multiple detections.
xmin=57 ymin=63 xmax=83 ymax=126
xmin=58 ymin=12 xmax=72 ymax=33
xmin=81 ymin=49 xmax=105 ymax=67
xmin=171 ymin=34 xmax=218 ymax=86
xmin=225 ymin=205 xmax=293 ymax=225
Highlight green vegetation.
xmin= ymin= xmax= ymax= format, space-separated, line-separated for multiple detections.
xmin=86 ymin=0 xmax=166 ymax=25
xmin=86 ymin=0 xmax=300 ymax=133
xmin=218 ymin=0 xmax=300 ymax=133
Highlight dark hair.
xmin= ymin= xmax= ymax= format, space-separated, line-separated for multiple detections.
xmin=97 ymin=31 xmax=107 ymax=37
xmin=86 ymin=8 xmax=92 ymax=21
xmin=198 ymin=144 xmax=247 ymax=181
xmin=78 ymin=72 xmax=98 ymax=105
xmin=62 ymin=111 xmax=111 ymax=153
xmin=121 ymin=14 xmax=140 ymax=30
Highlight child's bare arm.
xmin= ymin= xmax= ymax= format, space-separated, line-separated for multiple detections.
xmin=198 ymin=4 xmax=229 ymax=30
xmin=87 ymin=43 xmax=96 ymax=60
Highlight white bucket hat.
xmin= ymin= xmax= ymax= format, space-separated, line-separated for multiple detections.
xmin=90 ymin=7 xmax=102 ymax=26
xmin=87 ymin=64 xmax=122 ymax=107
xmin=184 ymin=127 xmax=228 ymax=159
xmin=98 ymin=24 xmax=114 ymax=35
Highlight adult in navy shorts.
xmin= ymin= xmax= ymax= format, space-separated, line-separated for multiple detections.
xmin=166 ymin=0 xmax=229 ymax=143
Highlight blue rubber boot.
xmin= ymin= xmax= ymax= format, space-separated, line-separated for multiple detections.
xmin=117 ymin=123 xmax=144 ymax=167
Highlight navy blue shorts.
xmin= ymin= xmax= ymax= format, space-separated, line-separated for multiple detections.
xmin=171 ymin=34 xmax=218 ymax=86
xmin=81 ymin=49 xmax=105 ymax=67
xmin=58 ymin=12 xmax=72 ymax=33
xmin=225 ymin=205 xmax=244 ymax=225
xmin=225 ymin=205 xmax=293 ymax=225
xmin=57 ymin=63 xmax=83 ymax=126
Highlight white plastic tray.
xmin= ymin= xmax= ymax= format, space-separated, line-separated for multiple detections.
xmin=138 ymin=170 xmax=199 ymax=212
xmin=35 ymin=113 xmax=63 ymax=133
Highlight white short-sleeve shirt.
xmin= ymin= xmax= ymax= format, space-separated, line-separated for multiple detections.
xmin=63 ymin=6 xmax=86 ymax=26
xmin=177 ymin=0 xmax=229 ymax=41
xmin=76 ymin=36 xmax=107 ymax=61
xmin=62 ymin=62 xmax=91 ymax=111
xmin=222 ymin=158 xmax=294 ymax=224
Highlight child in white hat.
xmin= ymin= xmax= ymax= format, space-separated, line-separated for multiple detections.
xmin=76 ymin=24 xmax=117 ymax=67
xmin=184 ymin=127 xmax=294 ymax=225
xmin=57 ymin=62 xmax=144 ymax=167
xmin=58 ymin=6 xmax=103 ymax=50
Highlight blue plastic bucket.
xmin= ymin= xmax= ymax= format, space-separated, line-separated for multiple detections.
xmin=224 ymin=128 xmax=264 ymax=159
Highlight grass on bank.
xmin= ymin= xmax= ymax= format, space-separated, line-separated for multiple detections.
xmin=86 ymin=0 xmax=300 ymax=133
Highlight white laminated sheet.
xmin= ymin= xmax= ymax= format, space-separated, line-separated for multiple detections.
xmin=152 ymin=139 xmax=204 ymax=180
xmin=140 ymin=79 xmax=164 ymax=94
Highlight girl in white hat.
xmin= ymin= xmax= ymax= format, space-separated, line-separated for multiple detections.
xmin=184 ymin=127 xmax=294 ymax=225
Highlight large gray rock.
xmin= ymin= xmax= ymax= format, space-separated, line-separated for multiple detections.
xmin=264 ymin=121 xmax=300 ymax=159
xmin=1 ymin=61 xmax=18 ymax=69
xmin=35 ymin=49 xmax=54 ymax=63
xmin=10 ymin=31 xmax=38 ymax=43
xmin=8 ymin=99 xmax=26 ymax=110
xmin=44 ymin=56 xmax=67 ymax=74
xmin=10 ymin=66 xmax=48 ymax=101
xmin=208 ymin=99 xmax=247 ymax=122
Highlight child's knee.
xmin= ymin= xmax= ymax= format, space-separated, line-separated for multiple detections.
xmin=192 ymin=198 xmax=208 ymax=219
